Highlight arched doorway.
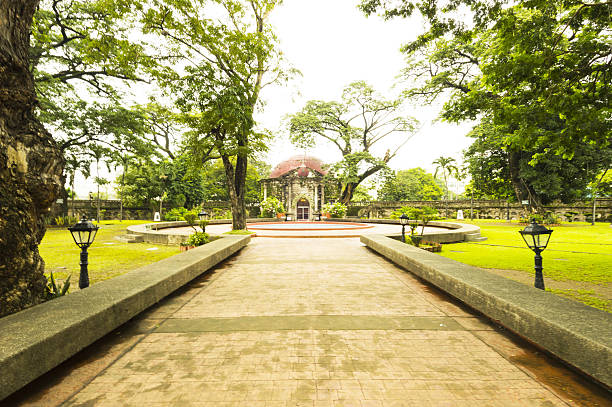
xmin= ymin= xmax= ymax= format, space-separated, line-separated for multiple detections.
xmin=296 ymin=198 xmax=310 ymax=221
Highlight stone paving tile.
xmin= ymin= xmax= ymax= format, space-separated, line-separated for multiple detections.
xmin=24 ymin=238 xmax=607 ymax=406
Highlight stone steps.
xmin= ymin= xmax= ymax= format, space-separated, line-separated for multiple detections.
xmin=114 ymin=233 xmax=144 ymax=243
xmin=464 ymin=232 xmax=488 ymax=242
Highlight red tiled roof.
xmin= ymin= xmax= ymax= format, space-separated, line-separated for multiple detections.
xmin=269 ymin=155 xmax=328 ymax=178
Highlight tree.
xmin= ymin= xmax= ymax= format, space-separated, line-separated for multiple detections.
xmin=432 ymin=156 xmax=458 ymax=217
xmin=288 ymin=81 xmax=418 ymax=204
xmin=0 ymin=0 xmax=64 ymax=317
xmin=32 ymin=0 xmax=158 ymax=210
xmin=118 ymin=156 xmax=206 ymax=210
xmin=143 ymin=0 xmax=287 ymax=230
xmin=379 ymin=168 xmax=443 ymax=201
xmin=360 ymin=0 xmax=611 ymax=172
xmin=433 ymin=157 xmax=458 ymax=199
xmin=201 ymin=159 xmax=266 ymax=205
xmin=463 ymin=120 xmax=612 ymax=210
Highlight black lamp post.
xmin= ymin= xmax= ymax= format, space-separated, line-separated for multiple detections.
xmin=198 ymin=209 xmax=209 ymax=233
xmin=68 ymin=216 xmax=99 ymax=289
xmin=519 ymin=218 xmax=553 ymax=290
xmin=399 ymin=213 xmax=409 ymax=243
xmin=314 ymin=212 xmax=322 ymax=221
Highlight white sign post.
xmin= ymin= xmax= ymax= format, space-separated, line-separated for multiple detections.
xmin=457 ymin=210 xmax=464 ymax=220
xmin=154 ymin=212 xmax=161 ymax=222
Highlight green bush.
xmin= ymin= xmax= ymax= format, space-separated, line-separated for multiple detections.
xmin=323 ymin=202 xmax=347 ymax=218
xmin=183 ymin=232 xmax=210 ymax=247
xmin=183 ymin=211 xmax=198 ymax=227
xmin=261 ymin=197 xmax=285 ymax=217
xmin=164 ymin=207 xmax=189 ymax=221
xmin=45 ymin=271 xmax=71 ymax=299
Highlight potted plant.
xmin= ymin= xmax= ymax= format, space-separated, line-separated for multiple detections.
xmin=322 ymin=202 xmax=347 ymax=218
xmin=261 ymin=197 xmax=285 ymax=218
xmin=180 ymin=231 xmax=210 ymax=252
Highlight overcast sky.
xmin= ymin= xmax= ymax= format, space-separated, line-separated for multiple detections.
xmin=77 ymin=0 xmax=474 ymax=197
xmin=259 ymin=0 xmax=474 ymax=182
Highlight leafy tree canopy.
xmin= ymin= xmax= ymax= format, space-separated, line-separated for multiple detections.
xmin=464 ymin=119 xmax=612 ymax=206
xmin=288 ymin=81 xmax=418 ymax=204
xmin=379 ymin=168 xmax=444 ymax=201
xmin=143 ymin=0 xmax=288 ymax=229
xmin=360 ymin=0 xmax=611 ymax=157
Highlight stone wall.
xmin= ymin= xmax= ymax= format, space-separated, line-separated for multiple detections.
xmin=50 ymin=198 xmax=612 ymax=222
xmin=348 ymin=199 xmax=612 ymax=222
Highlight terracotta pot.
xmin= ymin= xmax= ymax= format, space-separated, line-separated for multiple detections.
xmin=179 ymin=245 xmax=195 ymax=252
xmin=276 ymin=213 xmax=285 ymax=219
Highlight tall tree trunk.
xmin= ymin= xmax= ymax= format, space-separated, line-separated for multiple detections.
xmin=220 ymin=152 xmax=247 ymax=230
xmin=0 ymin=0 xmax=64 ymax=317
xmin=339 ymin=165 xmax=383 ymax=205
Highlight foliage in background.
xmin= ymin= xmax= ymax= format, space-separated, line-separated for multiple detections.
xmin=360 ymin=0 xmax=611 ymax=210
xmin=45 ymin=272 xmax=71 ymax=299
xmin=31 ymin=0 xmax=162 ymax=205
xmin=464 ymin=119 xmax=612 ymax=208
xmin=200 ymin=159 xmax=266 ymax=204
xmin=145 ymin=0 xmax=289 ymax=230
xmin=183 ymin=232 xmax=210 ymax=247
xmin=391 ymin=206 xmax=440 ymax=234
xmin=261 ymin=197 xmax=285 ymax=217
xmin=288 ymin=81 xmax=418 ymax=204
xmin=379 ymin=168 xmax=444 ymax=201
xmin=323 ymin=202 xmax=348 ymax=218
xmin=118 ymin=155 xmax=205 ymax=209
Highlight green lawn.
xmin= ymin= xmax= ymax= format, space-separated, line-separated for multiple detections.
xmin=40 ymin=220 xmax=178 ymax=291
xmin=437 ymin=220 xmax=612 ymax=312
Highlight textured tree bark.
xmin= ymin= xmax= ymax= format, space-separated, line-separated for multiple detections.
xmin=0 ymin=1 xmax=64 ymax=317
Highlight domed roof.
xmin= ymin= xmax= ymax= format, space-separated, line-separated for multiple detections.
xmin=269 ymin=155 xmax=328 ymax=178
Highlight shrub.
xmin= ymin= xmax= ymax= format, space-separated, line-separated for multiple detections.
xmin=183 ymin=232 xmax=210 ymax=247
xmin=261 ymin=197 xmax=285 ymax=217
xmin=45 ymin=272 xmax=71 ymax=299
xmin=164 ymin=207 xmax=189 ymax=221
xmin=323 ymin=202 xmax=347 ymax=218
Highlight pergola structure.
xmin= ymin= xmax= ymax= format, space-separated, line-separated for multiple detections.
xmin=261 ymin=155 xmax=328 ymax=221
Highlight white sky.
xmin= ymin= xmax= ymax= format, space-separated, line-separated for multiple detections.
xmin=76 ymin=0 xmax=474 ymax=198
xmin=259 ymin=0 xmax=474 ymax=178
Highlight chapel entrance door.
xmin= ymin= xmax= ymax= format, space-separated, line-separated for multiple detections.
xmin=296 ymin=198 xmax=310 ymax=221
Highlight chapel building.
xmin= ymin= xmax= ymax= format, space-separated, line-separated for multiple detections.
xmin=260 ymin=155 xmax=328 ymax=221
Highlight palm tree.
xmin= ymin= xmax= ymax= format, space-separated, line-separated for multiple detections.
xmin=433 ymin=156 xmax=459 ymax=218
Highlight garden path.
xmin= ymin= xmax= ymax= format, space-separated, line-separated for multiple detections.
xmin=8 ymin=238 xmax=609 ymax=406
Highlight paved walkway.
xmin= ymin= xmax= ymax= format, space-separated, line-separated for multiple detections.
xmin=8 ymin=239 xmax=609 ymax=406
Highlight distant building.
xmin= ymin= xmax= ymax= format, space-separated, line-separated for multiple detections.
xmin=261 ymin=155 xmax=328 ymax=220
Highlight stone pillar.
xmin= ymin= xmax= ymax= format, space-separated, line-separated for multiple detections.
xmin=321 ymin=182 xmax=325 ymax=209
xmin=313 ymin=185 xmax=318 ymax=211
xmin=263 ymin=182 xmax=267 ymax=201
xmin=288 ymin=181 xmax=292 ymax=213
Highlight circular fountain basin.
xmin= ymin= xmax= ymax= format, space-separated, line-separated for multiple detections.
xmin=246 ymin=221 xmax=374 ymax=231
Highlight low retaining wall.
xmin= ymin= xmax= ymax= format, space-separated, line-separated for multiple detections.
xmin=330 ymin=218 xmax=483 ymax=243
xmin=0 ymin=235 xmax=251 ymax=400
xmin=127 ymin=218 xmax=278 ymax=244
xmin=361 ymin=234 xmax=612 ymax=389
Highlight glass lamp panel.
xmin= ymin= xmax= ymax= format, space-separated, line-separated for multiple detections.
xmin=70 ymin=230 xmax=81 ymax=247
xmin=87 ymin=229 xmax=98 ymax=245
xmin=538 ymin=232 xmax=551 ymax=249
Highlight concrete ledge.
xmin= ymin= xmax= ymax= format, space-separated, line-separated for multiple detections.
xmin=361 ymin=234 xmax=612 ymax=389
xmin=331 ymin=218 xmax=483 ymax=243
xmin=0 ymin=235 xmax=250 ymax=400
xmin=127 ymin=219 xmax=278 ymax=244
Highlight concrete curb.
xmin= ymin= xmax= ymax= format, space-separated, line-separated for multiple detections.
xmin=331 ymin=218 xmax=484 ymax=243
xmin=361 ymin=234 xmax=612 ymax=389
xmin=0 ymin=235 xmax=250 ymax=400
xmin=127 ymin=219 xmax=277 ymax=244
